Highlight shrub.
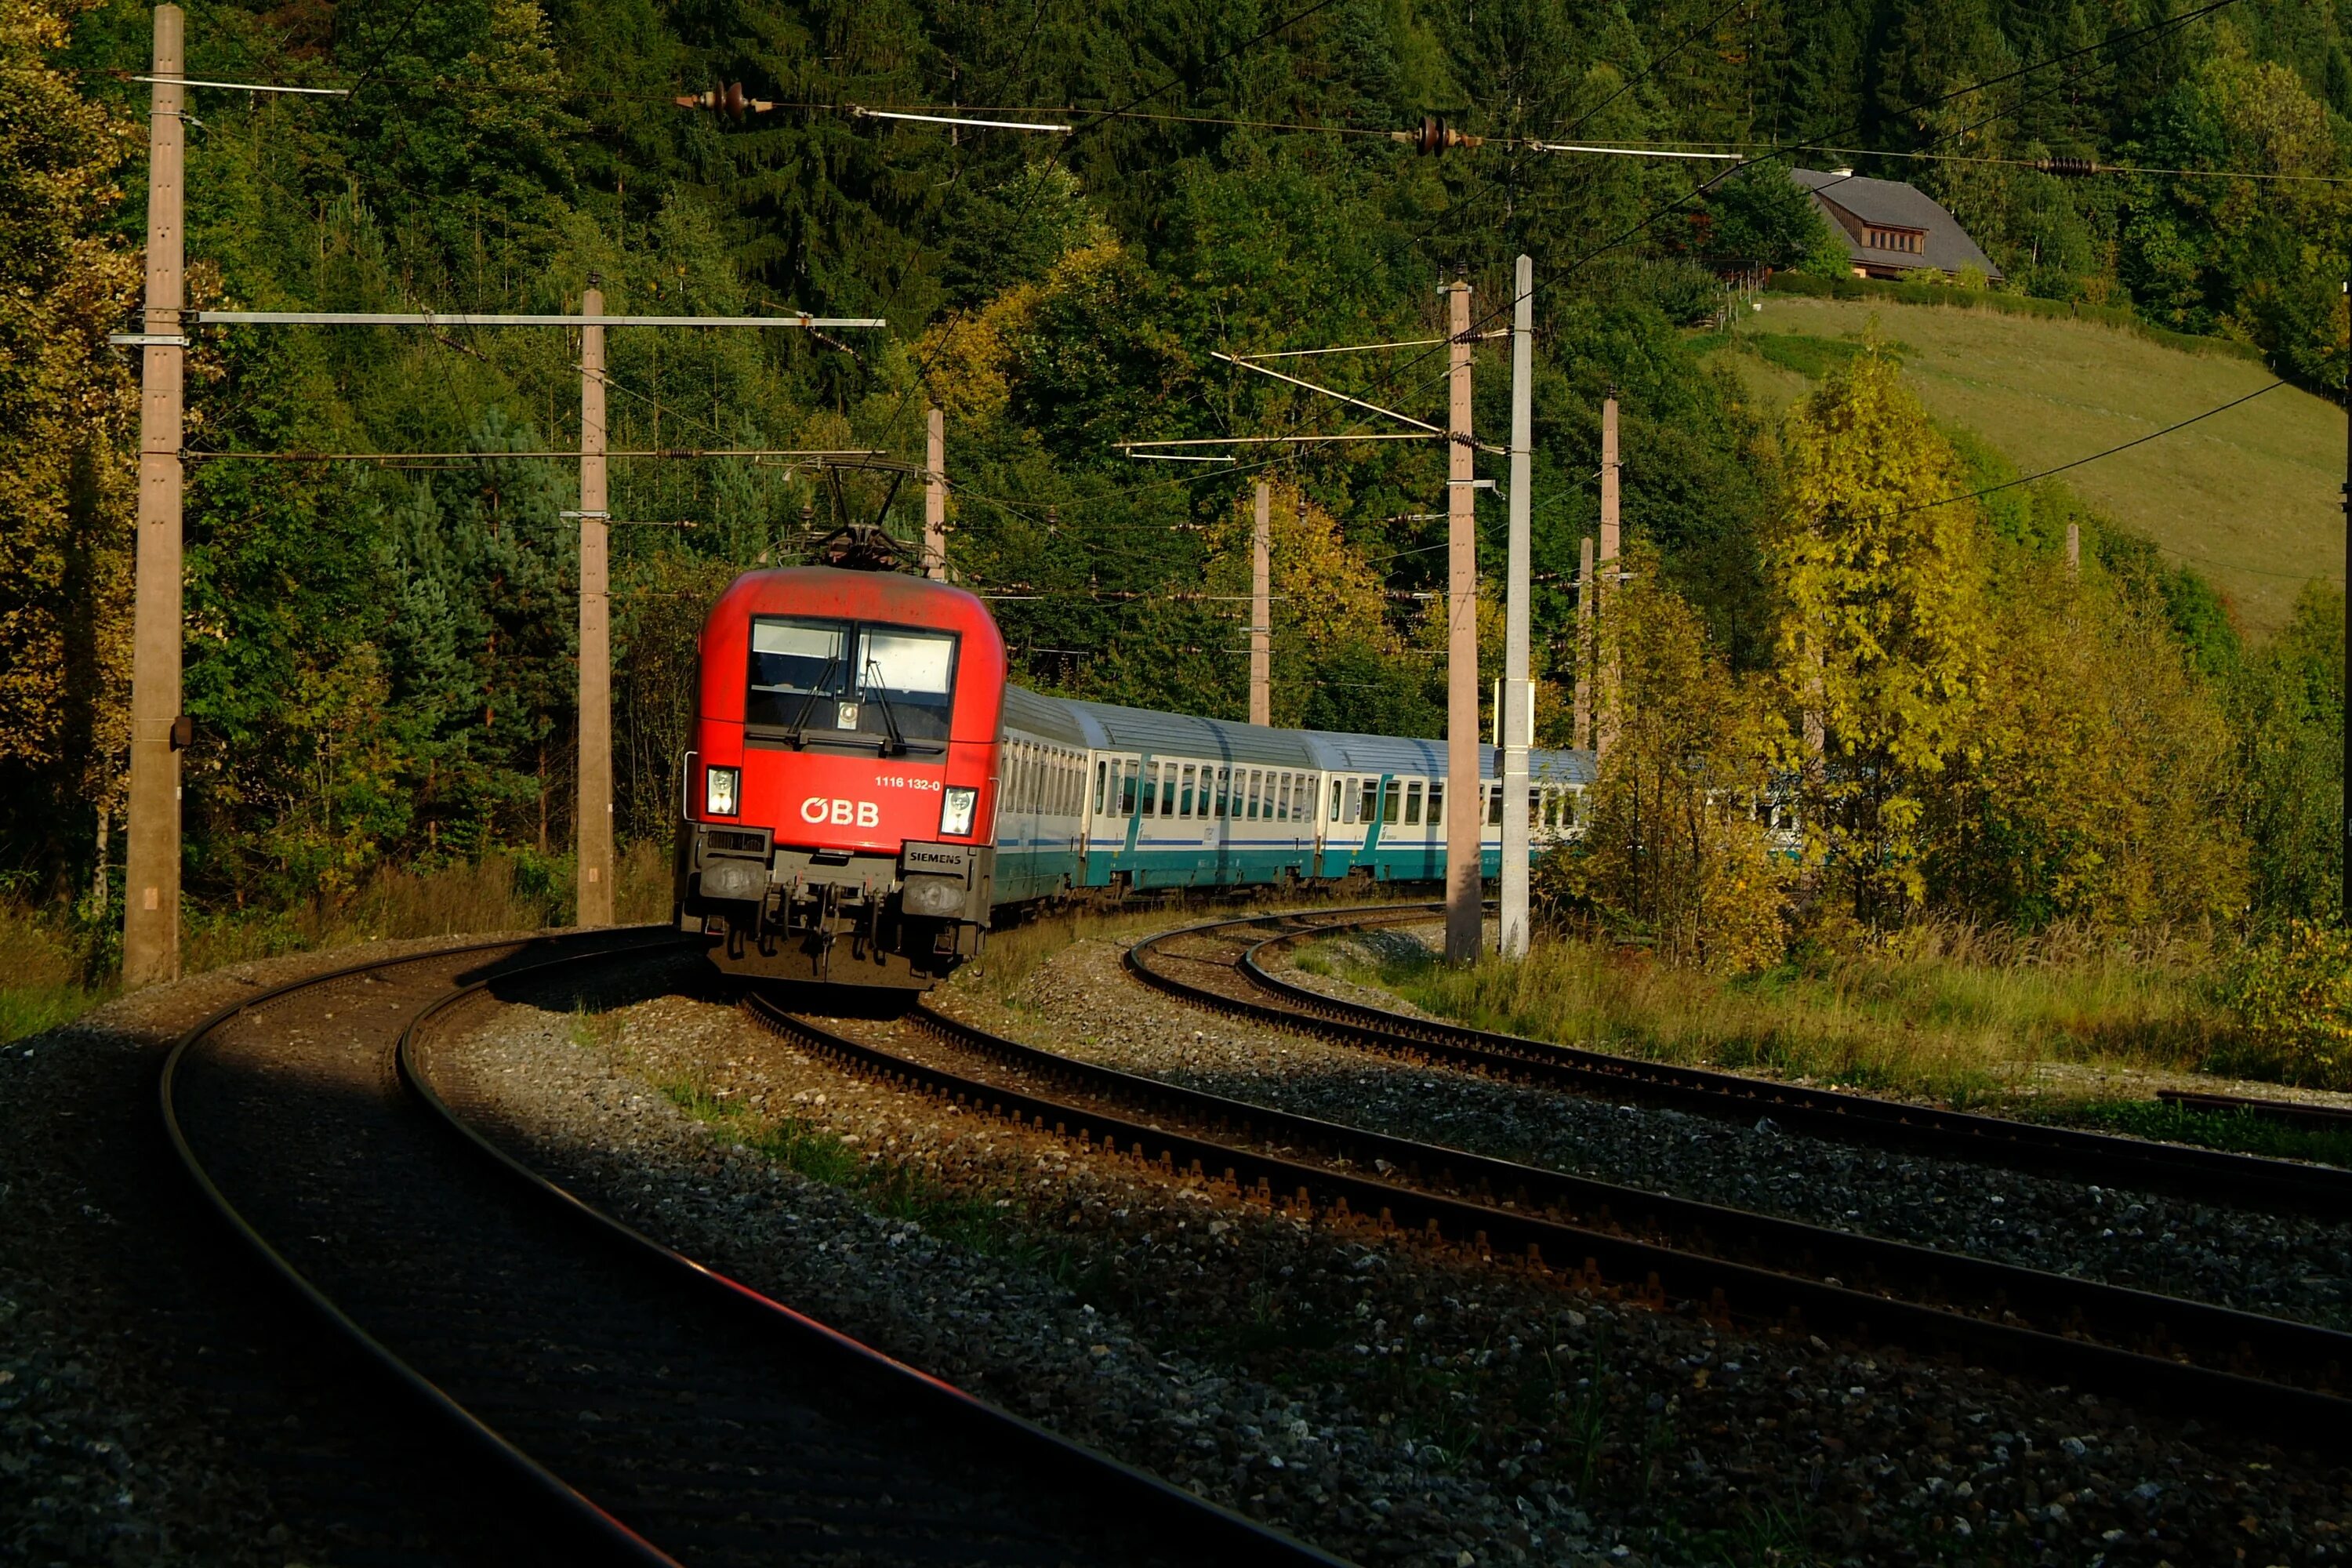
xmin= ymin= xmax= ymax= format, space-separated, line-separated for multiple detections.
xmin=2215 ymin=920 xmax=2352 ymax=1087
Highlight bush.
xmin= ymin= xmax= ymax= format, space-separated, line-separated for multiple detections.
xmin=1761 ymin=270 xmax=2267 ymax=361
xmin=2215 ymin=920 xmax=2352 ymax=1088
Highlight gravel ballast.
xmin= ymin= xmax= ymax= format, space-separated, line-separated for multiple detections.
xmin=960 ymin=929 xmax=2352 ymax=1333
xmin=442 ymin=948 xmax=2352 ymax=1568
xmin=0 ymin=936 xmax=561 ymax=1568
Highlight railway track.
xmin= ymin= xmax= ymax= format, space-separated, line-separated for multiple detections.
xmin=161 ymin=929 xmax=1344 ymax=1567
xmin=1125 ymin=907 xmax=2352 ymax=1216
xmin=740 ymin=991 xmax=2352 ymax=1450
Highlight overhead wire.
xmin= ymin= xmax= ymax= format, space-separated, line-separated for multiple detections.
xmin=1893 ymin=379 xmax=2288 ymax=517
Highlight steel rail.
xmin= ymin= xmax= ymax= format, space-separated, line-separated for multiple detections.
xmin=1123 ymin=910 xmax=2352 ymax=1214
xmin=158 ymin=930 xmax=687 ymax=1566
xmin=745 ymin=997 xmax=2352 ymax=1448
xmin=2158 ymin=1087 xmax=2352 ymax=1133
xmin=396 ymin=964 xmax=1350 ymax=1567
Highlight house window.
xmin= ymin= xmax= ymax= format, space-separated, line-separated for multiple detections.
xmin=1866 ymin=226 xmax=1923 ymax=254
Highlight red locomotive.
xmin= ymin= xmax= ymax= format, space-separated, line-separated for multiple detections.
xmin=674 ymin=565 xmax=1004 ymax=986
xmin=675 ymin=559 xmax=1595 ymax=989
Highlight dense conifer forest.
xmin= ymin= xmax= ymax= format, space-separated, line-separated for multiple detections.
xmin=5 ymin=0 xmax=2351 ymax=966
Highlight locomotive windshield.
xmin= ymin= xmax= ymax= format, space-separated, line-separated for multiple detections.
xmin=746 ymin=615 xmax=958 ymax=752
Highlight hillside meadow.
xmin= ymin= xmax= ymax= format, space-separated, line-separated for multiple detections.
xmin=1712 ymin=294 xmax=2343 ymax=637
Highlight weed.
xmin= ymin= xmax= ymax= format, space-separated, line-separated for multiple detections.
xmin=654 ymin=1075 xmax=1027 ymax=1255
xmin=2055 ymin=1098 xmax=2352 ymax=1168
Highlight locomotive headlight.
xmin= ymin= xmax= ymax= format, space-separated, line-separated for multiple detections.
xmin=705 ymin=764 xmax=741 ymax=818
xmin=938 ymin=786 xmax=978 ymax=838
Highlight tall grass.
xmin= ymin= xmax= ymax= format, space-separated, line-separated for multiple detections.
xmin=1 ymin=839 xmax=673 ymax=1043
xmin=0 ymin=903 xmax=107 ymax=1046
xmin=1352 ymin=920 xmax=2227 ymax=1107
xmin=181 ymin=840 xmax=673 ymax=971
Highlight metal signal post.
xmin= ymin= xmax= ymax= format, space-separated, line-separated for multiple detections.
xmin=1499 ymin=256 xmax=1534 ymax=960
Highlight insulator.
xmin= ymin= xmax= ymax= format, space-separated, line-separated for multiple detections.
xmin=1392 ymin=115 xmax=1483 ymax=155
xmin=2036 ymin=156 xmax=2099 ymax=177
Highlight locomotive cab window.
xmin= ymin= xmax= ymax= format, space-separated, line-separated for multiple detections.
xmin=747 ymin=616 xmax=958 ymax=753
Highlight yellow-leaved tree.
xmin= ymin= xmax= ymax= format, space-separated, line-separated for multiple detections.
xmin=1769 ymin=341 xmax=1988 ymax=924
xmin=1204 ymin=482 xmax=1403 ymax=728
xmin=1928 ymin=547 xmax=2249 ymax=928
xmin=1558 ymin=544 xmax=1787 ymax=971
xmin=0 ymin=0 xmax=139 ymax=895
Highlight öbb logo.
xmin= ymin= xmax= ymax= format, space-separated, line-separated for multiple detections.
xmin=801 ymin=797 xmax=881 ymax=828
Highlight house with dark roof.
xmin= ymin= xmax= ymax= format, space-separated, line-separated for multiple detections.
xmin=1789 ymin=167 xmax=2003 ymax=283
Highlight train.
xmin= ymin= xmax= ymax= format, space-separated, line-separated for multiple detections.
xmin=673 ymin=564 xmax=1595 ymax=987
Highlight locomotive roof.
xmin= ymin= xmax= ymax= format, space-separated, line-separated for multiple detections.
xmin=1004 ymin=685 xmax=1593 ymax=784
xmin=710 ymin=564 xmax=997 ymax=626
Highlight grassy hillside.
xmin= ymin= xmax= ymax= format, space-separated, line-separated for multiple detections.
xmin=1712 ymin=296 xmax=2343 ymax=637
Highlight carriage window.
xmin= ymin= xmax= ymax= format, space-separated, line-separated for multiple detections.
xmin=1543 ymin=789 xmax=1559 ymax=829
xmin=1563 ymin=789 xmax=1580 ymax=826
xmin=1359 ymin=781 xmax=1377 ymax=824
xmin=1330 ymin=780 xmax=1343 ymax=822
xmin=1281 ymin=775 xmax=1296 ymax=822
xmin=1141 ymin=760 xmax=1157 ymax=816
xmin=1272 ymin=775 xmax=1287 ymax=822
xmin=1180 ymin=764 xmax=1197 ymax=816
xmin=1403 ymin=782 xmax=1423 ymax=826
xmin=1488 ymin=783 xmax=1504 ymax=825
xmin=1381 ymin=782 xmax=1399 ymax=824
xmin=1093 ymin=760 xmax=1107 ymax=813
xmin=1428 ymin=782 xmax=1443 ymax=827
xmin=1160 ymin=766 xmax=1177 ymax=817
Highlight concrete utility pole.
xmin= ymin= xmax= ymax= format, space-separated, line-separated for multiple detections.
xmin=1250 ymin=481 xmax=1272 ymax=726
xmin=924 ymin=406 xmax=946 ymax=579
xmin=122 ymin=4 xmax=187 ymax=988
xmin=1573 ymin=535 xmax=1594 ymax=750
xmin=576 ymin=281 xmax=614 ymax=927
xmin=1499 ymin=256 xmax=1534 ymax=960
xmin=1595 ymin=394 xmax=1621 ymax=761
xmin=2065 ymin=521 xmax=2081 ymax=574
xmin=2342 ymin=280 xmax=2350 ymax=926
xmin=1443 ymin=279 xmax=1481 ymax=965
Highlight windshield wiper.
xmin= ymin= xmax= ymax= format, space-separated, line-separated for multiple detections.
xmin=783 ymin=652 xmax=841 ymax=749
xmin=862 ymin=658 xmax=908 ymax=757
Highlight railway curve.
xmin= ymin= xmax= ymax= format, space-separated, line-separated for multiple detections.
xmin=1125 ymin=908 xmax=2352 ymax=1217
xmin=161 ymin=928 xmax=1345 ymax=1567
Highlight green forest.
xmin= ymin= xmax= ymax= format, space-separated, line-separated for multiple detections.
xmin=5 ymin=0 xmax=2352 ymax=1002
